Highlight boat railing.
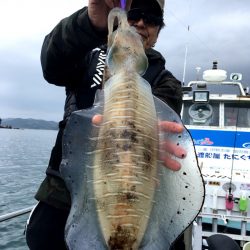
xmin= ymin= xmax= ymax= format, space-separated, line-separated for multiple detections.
xmin=194 ymin=212 xmax=250 ymax=248
xmin=0 ymin=206 xmax=33 ymax=223
xmin=187 ymin=81 xmax=246 ymax=96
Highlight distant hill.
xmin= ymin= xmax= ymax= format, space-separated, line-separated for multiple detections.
xmin=1 ymin=118 xmax=58 ymax=130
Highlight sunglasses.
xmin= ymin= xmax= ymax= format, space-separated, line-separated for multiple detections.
xmin=127 ymin=8 xmax=163 ymax=27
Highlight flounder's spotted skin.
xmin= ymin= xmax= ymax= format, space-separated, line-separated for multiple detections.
xmin=94 ymin=73 xmax=158 ymax=249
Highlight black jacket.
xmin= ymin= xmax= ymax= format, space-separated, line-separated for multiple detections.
xmin=36 ymin=7 xmax=183 ymax=209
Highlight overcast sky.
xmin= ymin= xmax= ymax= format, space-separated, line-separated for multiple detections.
xmin=0 ymin=0 xmax=249 ymax=122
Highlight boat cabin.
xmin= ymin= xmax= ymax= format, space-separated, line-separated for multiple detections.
xmin=181 ymin=65 xmax=250 ymax=248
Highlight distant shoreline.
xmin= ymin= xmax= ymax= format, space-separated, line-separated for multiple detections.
xmin=0 ymin=118 xmax=58 ymax=130
xmin=0 ymin=125 xmax=19 ymax=129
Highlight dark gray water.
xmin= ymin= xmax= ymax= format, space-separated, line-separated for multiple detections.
xmin=0 ymin=129 xmax=57 ymax=249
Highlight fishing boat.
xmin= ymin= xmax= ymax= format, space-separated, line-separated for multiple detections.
xmin=181 ymin=62 xmax=250 ymax=249
xmin=2 ymin=62 xmax=250 ymax=250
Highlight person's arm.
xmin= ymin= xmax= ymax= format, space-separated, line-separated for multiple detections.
xmin=40 ymin=7 xmax=107 ymax=87
xmin=41 ymin=0 xmax=133 ymax=87
xmin=152 ymin=70 xmax=183 ymax=115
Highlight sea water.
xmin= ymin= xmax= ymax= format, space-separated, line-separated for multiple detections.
xmin=1 ymin=128 xmax=248 ymax=249
xmin=0 ymin=128 xmax=57 ymax=249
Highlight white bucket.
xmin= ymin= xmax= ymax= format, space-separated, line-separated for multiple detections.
xmin=243 ymin=242 xmax=250 ymax=250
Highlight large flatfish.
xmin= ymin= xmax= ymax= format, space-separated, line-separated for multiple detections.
xmin=60 ymin=8 xmax=204 ymax=250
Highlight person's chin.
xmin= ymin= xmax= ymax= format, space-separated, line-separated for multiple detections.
xmin=143 ymin=42 xmax=150 ymax=49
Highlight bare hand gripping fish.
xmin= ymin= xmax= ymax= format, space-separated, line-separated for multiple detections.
xmin=60 ymin=8 xmax=204 ymax=250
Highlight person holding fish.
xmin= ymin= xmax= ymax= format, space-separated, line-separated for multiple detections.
xmin=26 ymin=0 xmax=204 ymax=249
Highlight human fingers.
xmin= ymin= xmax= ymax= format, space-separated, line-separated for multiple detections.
xmin=158 ymin=120 xmax=184 ymax=134
xmin=92 ymin=114 xmax=103 ymax=125
xmin=160 ymin=140 xmax=187 ymax=159
xmin=104 ymin=0 xmax=120 ymax=9
xmin=88 ymin=0 xmax=132 ymax=30
xmin=159 ymin=139 xmax=186 ymax=171
xmin=105 ymin=0 xmax=132 ymax=9
xmin=161 ymin=156 xmax=182 ymax=171
xmin=89 ymin=0 xmax=131 ymax=12
xmin=120 ymin=0 xmax=133 ymax=10
xmin=88 ymin=0 xmax=114 ymax=30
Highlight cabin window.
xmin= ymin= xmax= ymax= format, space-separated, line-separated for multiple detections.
xmin=224 ymin=103 xmax=250 ymax=127
xmin=182 ymin=101 xmax=219 ymax=126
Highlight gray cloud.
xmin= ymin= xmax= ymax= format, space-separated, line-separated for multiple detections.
xmin=0 ymin=45 xmax=65 ymax=121
xmin=157 ymin=0 xmax=250 ymax=87
xmin=0 ymin=0 xmax=249 ymax=122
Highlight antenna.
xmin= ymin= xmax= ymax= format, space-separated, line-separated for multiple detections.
xmin=195 ymin=66 xmax=201 ymax=81
xmin=182 ymin=0 xmax=192 ymax=86
xmin=182 ymin=25 xmax=190 ymax=85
